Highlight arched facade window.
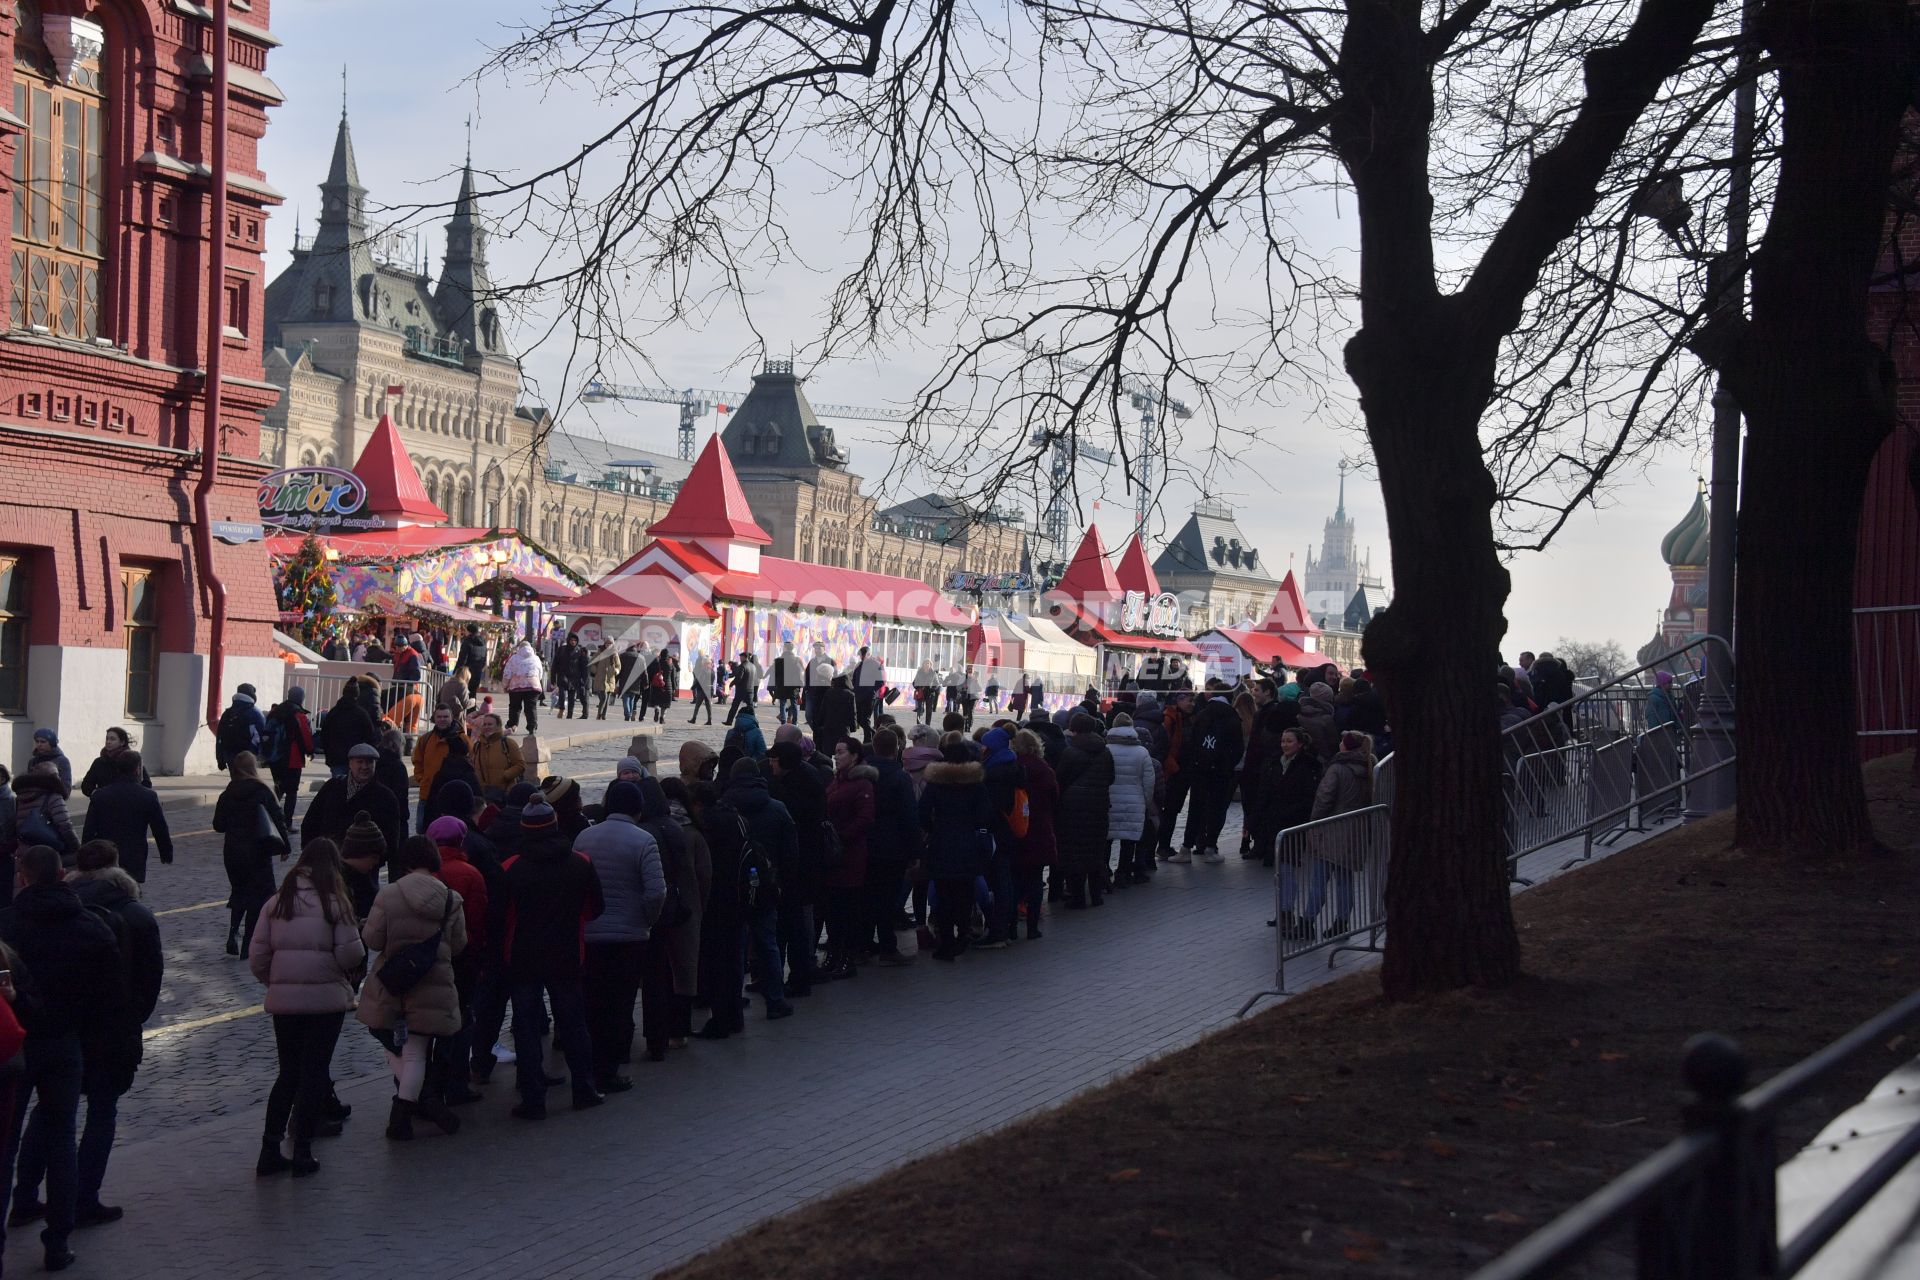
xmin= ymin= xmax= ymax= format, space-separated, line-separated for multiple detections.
xmin=457 ymin=479 xmax=472 ymax=526
xmin=11 ymin=1 xmax=106 ymax=339
xmin=514 ymin=490 xmax=530 ymax=534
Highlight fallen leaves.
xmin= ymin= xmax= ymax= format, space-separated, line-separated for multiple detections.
xmin=1484 ymin=1210 xmax=1528 ymax=1226
xmin=1107 ymin=1168 xmax=1142 ymax=1183
xmin=1423 ymin=1139 xmax=1459 ymax=1159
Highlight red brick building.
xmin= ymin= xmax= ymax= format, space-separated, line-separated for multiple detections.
xmin=0 ymin=0 xmax=283 ymax=773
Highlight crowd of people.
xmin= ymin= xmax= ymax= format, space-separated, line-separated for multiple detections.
xmin=0 ymin=633 xmax=1401 ymax=1266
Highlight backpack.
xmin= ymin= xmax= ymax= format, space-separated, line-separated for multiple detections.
xmin=262 ymin=706 xmax=292 ymax=767
xmin=216 ymin=706 xmax=257 ymax=766
xmin=733 ymin=815 xmax=779 ymax=913
xmin=15 ymin=807 xmax=58 ymax=851
xmin=1005 ymin=786 xmax=1031 ymax=840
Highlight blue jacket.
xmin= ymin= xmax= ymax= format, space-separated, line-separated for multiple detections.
xmin=578 ymin=814 xmax=665 ymax=944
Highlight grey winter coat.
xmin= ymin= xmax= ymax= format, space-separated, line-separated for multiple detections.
xmin=1105 ymin=726 xmax=1155 ymax=842
xmin=1297 ymin=692 xmax=1340 ymax=760
xmin=1310 ymin=749 xmax=1374 ymax=821
xmin=358 ymin=871 xmax=468 ymax=1037
xmin=579 ymin=814 xmax=666 ymax=944
xmin=666 ymin=811 xmax=712 ymax=997
xmin=248 ymin=879 xmax=367 ymax=1016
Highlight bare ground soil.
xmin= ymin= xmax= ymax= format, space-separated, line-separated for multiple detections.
xmin=664 ymin=755 xmax=1920 ymax=1280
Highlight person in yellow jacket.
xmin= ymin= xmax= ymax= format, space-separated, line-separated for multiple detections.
xmin=410 ymin=706 xmax=468 ymax=831
xmin=470 ymin=712 xmax=527 ymax=795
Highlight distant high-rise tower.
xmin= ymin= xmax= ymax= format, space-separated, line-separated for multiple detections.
xmin=1304 ymin=462 xmax=1374 ymax=619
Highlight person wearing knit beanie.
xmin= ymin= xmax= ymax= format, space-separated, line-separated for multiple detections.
xmin=603 ymin=780 xmax=644 ymax=817
xmin=520 ymin=800 xmax=558 ymax=831
xmin=425 ymin=815 xmax=468 ymax=846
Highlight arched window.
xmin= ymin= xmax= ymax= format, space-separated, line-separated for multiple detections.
xmin=11 ymin=2 xmax=106 ymax=339
xmin=515 ymin=490 xmax=530 ymax=534
xmin=320 ymin=451 xmax=336 ymax=468
xmin=458 ymin=479 xmax=472 ymax=525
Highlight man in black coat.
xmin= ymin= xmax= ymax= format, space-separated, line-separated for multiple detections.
xmin=766 ymin=742 xmax=825 ymax=997
xmin=558 ymin=634 xmax=591 ymax=720
xmin=16 ymin=844 xmax=163 ymax=1228
xmin=696 ymin=761 xmax=797 ymax=1037
xmin=77 ymin=753 xmax=172 ymax=883
xmin=457 ymin=624 xmax=490 ymax=691
xmin=813 ymin=675 xmax=858 ymax=754
xmin=300 ymin=744 xmax=404 ymax=863
xmin=0 ymin=846 xmax=124 ymax=1272
xmin=866 ymin=729 xmax=920 ymax=963
xmin=1176 ymin=686 xmax=1247 ymax=863
xmin=319 ymin=686 xmax=377 ymax=778
xmin=494 ymin=800 xmax=605 ymax=1118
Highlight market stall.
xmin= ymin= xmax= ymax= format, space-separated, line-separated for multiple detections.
xmin=1191 ymin=572 xmax=1325 ymax=683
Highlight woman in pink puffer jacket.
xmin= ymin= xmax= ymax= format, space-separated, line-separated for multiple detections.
xmin=247 ymin=839 xmax=365 ymax=1180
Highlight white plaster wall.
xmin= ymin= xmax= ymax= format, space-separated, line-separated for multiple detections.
xmin=2 ymin=646 xmax=284 ymax=777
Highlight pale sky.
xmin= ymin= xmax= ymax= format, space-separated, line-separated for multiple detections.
xmin=259 ymin=0 xmax=1717 ymax=661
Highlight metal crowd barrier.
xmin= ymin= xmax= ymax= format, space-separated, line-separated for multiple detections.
xmin=1501 ymin=635 xmax=1734 ymax=882
xmin=1241 ymin=803 xmax=1390 ymax=1013
xmin=299 ymin=668 xmax=449 ymax=735
xmin=1474 ymin=988 xmax=1920 ymax=1280
xmin=1853 ymin=604 xmax=1919 ymax=743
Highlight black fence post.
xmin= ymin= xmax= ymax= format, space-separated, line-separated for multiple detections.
xmin=1635 ymin=1033 xmax=1756 ymax=1279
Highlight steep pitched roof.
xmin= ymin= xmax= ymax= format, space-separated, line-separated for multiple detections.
xmin=646 ymin=434 xmax=773 ymax=545
xmin=1114 ymin=533 xmax=1162 ymax=596
xmin=1152 ymin=506 xmax=1275 ymax=583
xmin=720 ymin=361 xmax=850 ymax=471
xmin=351 ymin=413 xmax=447 ymax=524
xmin=1052 ymin=524 xmax=1122 ymax=603
xmin=1257 ymin=570 xmax=1320 ymax=635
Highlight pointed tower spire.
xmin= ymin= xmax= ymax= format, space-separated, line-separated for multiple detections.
xmin=436 ymin=149 xmax=499 ymax=353
xmin=317 ymin=85 xmax=367 ymax=237
xmin=1335 ymin=459 xmax=1349 ymax=520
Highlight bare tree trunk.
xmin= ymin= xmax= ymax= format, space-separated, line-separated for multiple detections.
xmin=1358 ymin=359 xmax=1521 ymax=997
xmin=1715 ymin=0 xmax=1910 ymax=853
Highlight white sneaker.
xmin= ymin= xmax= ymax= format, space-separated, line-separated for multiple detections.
xmin=1201 ymin=849 xmax=1226 ymax=864
xmin=1165 ymin=851 xmax=1193 ymax=865
xmin=492 ymin=1042 xmax=517 ymax=1065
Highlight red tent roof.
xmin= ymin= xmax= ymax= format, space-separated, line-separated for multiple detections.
xmin=568 ymin=573 xmax=716 ymax=619
xmin=1257 ymin=570 xmax=1320 ymax=635
xmin=1114 ymin=533 xmax=1162 ymax=596
xmin=263 ymin=527 xmax=495 ymax=558
xmin=1211 ymin=628 xmax=1317 ymax=668
xmin=597 ymin=538 xmax=971 ymax=628
xmin=351 ymin=414 xmax=447 ymax=524
xmin=646 ymin=434 xmax=772 ymax=545
xmin=1050 ymin=598 xmax=1200 ymax=654
xmin=1054 ymin=524 xmax=1122 ymax=602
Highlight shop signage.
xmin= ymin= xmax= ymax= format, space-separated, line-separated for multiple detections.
xmin=945 ymin=570 xmax=1035 ymax=595
xmin=257 ymin=466 xmax=381 ymax=532
xmin=1122 ymin=590 xmax=1185 ymax=637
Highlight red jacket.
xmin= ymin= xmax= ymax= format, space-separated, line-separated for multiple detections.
xmin=1015 ymin=752 xmax=1060 ymax=873
xmin=434 ymin=846 xmax=489 ymax=956
xmin=823 ymin=765 xmax=876 ymax=890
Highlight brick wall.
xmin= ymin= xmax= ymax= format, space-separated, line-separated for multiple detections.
xmin=0 ymin=0 xmax=282 ymax=675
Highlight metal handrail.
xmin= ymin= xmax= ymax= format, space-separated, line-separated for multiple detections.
xmin=1474 ymin=988 xmax=1920 ymax=1279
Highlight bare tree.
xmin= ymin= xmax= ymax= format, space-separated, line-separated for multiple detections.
xmin=1696 ymin=0 xmax=1915 ymax=854
xmin=1554 ymin=638 xmax=1631 ymax=682
xmin=473 ymin=0 xmax=1743 ymax=998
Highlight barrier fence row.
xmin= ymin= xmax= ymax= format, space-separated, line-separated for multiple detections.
xmin=1854 ymin=604 xmax=1920 ymax=743
xmin=1254 ymin=635 xmax=1735 ymax=1006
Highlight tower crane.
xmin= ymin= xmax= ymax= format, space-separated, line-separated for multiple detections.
xmin=1022 ymin=345 xmax=1194 ymax=539
xmin=580 ymin=377 xmax=925 ymax=461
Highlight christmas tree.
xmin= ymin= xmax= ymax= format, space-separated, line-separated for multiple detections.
xmin=277 ymin=533 xmax=337 ymax=646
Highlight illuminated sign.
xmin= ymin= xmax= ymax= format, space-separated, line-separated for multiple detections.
xmin=257 ymin=466 xmax=380 ymax=532
xmin=1122 ymin=590 xmax=1184 ymax=638
xmin=946 ymin=571 xmax=1036 ymax=595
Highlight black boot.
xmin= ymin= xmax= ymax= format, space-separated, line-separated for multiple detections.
xmin=289 ymin=1141 xmax=320 ymax=1177
xmin=412 ymin=1094 xmax=461 ymax=1136
xmin=385 ymin=1097 xmax=415 ymax=1141
xmin=256 ymin=1138 xmax=290 ymax=1177
xmin=226 ymin=911 xmax=243 ymax=957
xmin=321 ymin=1089 xmax=351 ymax=1123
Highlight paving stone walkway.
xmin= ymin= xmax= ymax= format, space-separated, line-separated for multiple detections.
xmin=18 ymin=713 xmax=1672 ymax=1278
